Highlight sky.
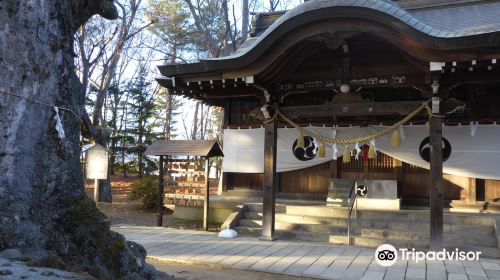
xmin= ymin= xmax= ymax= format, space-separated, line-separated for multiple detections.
xmin=169 ymin=0 xmax=304 ymax=139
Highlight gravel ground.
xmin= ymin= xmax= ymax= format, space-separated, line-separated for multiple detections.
xmin=149 ymin=259 xmax=315 ymax=280
xmin=85 ymin=175 xmax=216 ymax=230
xmin=84 ymin=175 xmax=306 ymax=279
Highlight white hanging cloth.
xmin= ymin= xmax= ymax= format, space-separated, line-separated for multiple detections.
xmin=221 ymin=124 xmax=500 ymax=180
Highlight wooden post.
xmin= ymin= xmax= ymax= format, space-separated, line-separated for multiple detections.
xmin=156 ymin=155 xmax=165 ymax=227
xmin=393 ymin=159 xmax=403 ymax=197
xmin=261 ymin=118 xmax=277 ymax=241
xmin=203 ymin=157 xmax=210 ymax=231
xmin=468 ymin=177 xmax=477 ymax=204
xmin=330 ymin=159 xmax=338 ymax=179
xmin=429 ymin=107 xmax=444 ymax=250
xmin=94 ymin=179 xmax=99 ymax=202
xmin=362 ymin=156 xmax=369 ymax=180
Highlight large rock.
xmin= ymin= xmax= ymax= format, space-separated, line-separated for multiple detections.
xmin=0 ymin=257 xmax=88 ymax=279
xmin=0 ymin=249 xmax=22 ymax=260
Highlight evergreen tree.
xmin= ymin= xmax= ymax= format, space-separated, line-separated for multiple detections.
xmin=124 ymin=67 xmax=161 ymax=176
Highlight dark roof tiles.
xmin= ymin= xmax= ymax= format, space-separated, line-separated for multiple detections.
xmin=145 ymin=140 xmax=224 ymax=157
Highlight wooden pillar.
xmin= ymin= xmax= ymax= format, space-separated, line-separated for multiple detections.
xmin=468 ymin=177 xmax=477 ymax=204
xmin=203 ymin=157 xmax=210 ymax=231
xmin=429 ymin=104 xmax=444 ymax=250
xmin=218 ymin=172 xmax=227 ymax=195
xmin=393 ymin=159 xmax=403 ymax=197
xmin=261 ymin=118 xmax=277 ymax=241
xmin=330 ymin=159 xmax=338 ymax=179
xmin=476 ymin=179 xmax=485 ymax=201
xmin=362 ymin=157 xmax=369 ymax=180
xmin=156 ymin=155 xmax=165 ymax=226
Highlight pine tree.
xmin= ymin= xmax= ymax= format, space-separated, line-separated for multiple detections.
xmin=124 ymin=67 xmax=161 ymax=176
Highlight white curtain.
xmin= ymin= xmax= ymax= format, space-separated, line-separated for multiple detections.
xmin=221 ymin=125 xmax=500 ymax=180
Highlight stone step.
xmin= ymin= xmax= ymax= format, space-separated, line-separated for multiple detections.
xmin=328 ymin=190 xmax=351 ymax=197
xmin=234 ymin=227 xmax=500 ymax=258
xmin=238 ymin=218 xmax=496 ymax=247
xmin=245 ymin=203 xmax=496 ymax=225
xmin=326 ymin=201 xmax=349 ymax=207
xmin=326 ymin=198 xmax=349 ymax=203
xmin=242 ymin=212 xmax=496 ymax=234
xmin=360 ymin=229 xmax=496 ymax=247
xmin=239 ymin=219 xmax=348 ymax=235
xmin=245 ymin=204 xmax=351 ymax=217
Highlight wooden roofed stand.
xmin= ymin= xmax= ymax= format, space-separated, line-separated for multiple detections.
xmin=145 ymin=140 xmax=223 ymax=230
xmin=156 ymin=0 xmax=500 ymax=250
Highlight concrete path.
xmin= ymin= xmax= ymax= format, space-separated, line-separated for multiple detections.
xmin=114 ymin=226 xmax=500 ymax=280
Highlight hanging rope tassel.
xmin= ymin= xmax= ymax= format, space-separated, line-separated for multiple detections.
xmin=368 ymin=139 xmax=377 ymax=159
xmin=317 ymin=142 xmax=326 ymax=158
xmin=296 ymin=129 xmax=305 ymax=149
xmin=343 ymin=145 xmax=351 ymax=163
xmin=390 ymin=129 xmax=401 ymax=147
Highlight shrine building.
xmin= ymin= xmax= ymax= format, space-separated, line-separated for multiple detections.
xmin=156 ymin=0 xmax=500 ymax=254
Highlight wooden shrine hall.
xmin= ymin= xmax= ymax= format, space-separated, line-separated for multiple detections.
xmin=156 ymin=0 xmax=500 ymax=250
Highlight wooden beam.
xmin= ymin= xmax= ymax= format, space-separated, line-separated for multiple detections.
xmin=280 ymin=101 xmax=425 ymax=119
xmin=261 ymin=118 xmax=277 ymax=241
xmin=429 ymin=110 xmax=444 ymax=250
xmin=156 ymin=155 xmax=165 ymax=226
xmin=203 ymin=157 xmax=210 ymax=231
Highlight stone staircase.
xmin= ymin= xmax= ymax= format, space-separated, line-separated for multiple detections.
xmin=326 ymin=179 xmax=352 ymax=207
xmin=234 ymin=203 xmax=500 ymax=257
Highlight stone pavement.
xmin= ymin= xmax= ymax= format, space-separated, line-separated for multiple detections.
xmin=113 ymin=226 xmax=500 ymax=280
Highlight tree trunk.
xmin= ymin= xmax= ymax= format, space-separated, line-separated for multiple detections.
xmin=184 ymin=0 xmax=220 ymax=57
xmin=122 ymin=150 xmax=128 ymax=178
xmin=241 ymin=0 xmax=249 ymax=42
xmin=191 ymin=102 xmax=200 ymax=140
xmin=0 ymin=1 xmax=159 ymax=277
xmin=222 ymin=0 xmax=235 ymax=53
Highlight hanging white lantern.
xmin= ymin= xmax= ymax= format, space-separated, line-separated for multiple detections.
xmin=86 ymin=144 xmax=109 ymax=179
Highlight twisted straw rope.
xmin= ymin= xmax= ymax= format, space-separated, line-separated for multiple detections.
xmin=272 ymin=99 xmax=432 ymax=145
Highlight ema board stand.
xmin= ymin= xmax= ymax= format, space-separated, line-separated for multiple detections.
xmin=156 ymin=155 xmax=166 ymax=226
xmin=203 ymin=157 xmax=210 ymax=231
xmin=144 ymin=140 xmax=224 ymax=231
xmin=86 ymin=144 xmax=109 ymax=202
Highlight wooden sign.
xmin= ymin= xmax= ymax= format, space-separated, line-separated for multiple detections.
xmin=86 ymin=144 xmax=109 ymax=179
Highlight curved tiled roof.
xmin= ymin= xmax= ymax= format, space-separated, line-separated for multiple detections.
xmin=212 ymin=0 xmax=463 ymax=61
xmin=412 ymin=1 xmax=500 ymax=35
xmin=158 ymin=0 xmax=500 ymax=76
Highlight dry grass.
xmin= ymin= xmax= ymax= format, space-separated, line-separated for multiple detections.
xmin=85 ymin=174 xmax=212 ymax=230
